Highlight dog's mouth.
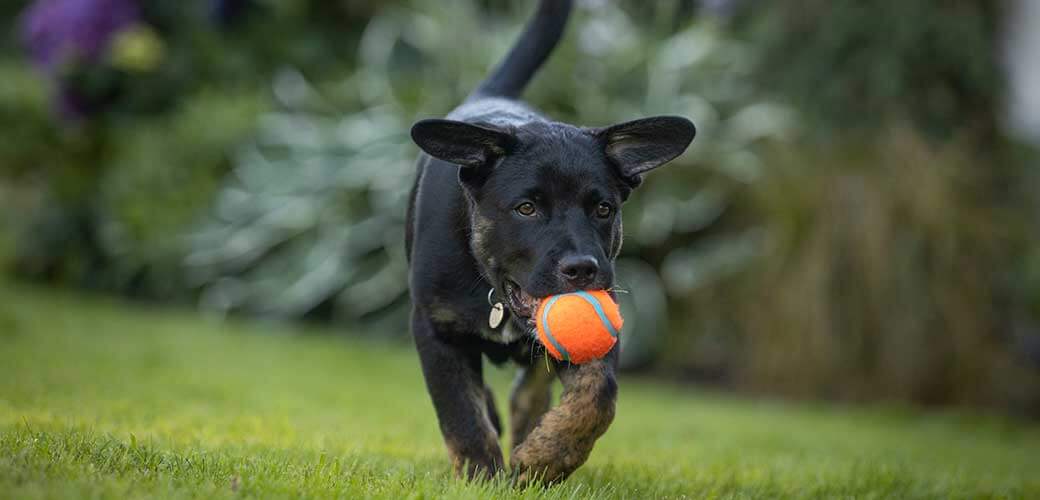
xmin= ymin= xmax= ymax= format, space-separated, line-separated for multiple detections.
xmin=502 ymin=279 xmax=539 ymax=319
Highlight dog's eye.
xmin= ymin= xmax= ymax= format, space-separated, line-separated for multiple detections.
xmin=515 ymin=202 xmax=537 ymax=217
xmin=595 ymin=202 xmax=613 ymax=218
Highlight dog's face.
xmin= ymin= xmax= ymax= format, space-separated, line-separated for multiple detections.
xmin=412 ymin=116 xmax=695 ymax=323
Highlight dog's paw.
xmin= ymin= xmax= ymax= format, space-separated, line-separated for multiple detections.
xmin=510 ymin=443 xmax=579 ymax=485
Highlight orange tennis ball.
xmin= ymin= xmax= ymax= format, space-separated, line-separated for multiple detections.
xmin=535 ymin=290 xmax=622 ymax=364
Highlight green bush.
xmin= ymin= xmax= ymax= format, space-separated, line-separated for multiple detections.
xmin=740 ymin=0 xmax=1004 ymax=139
xmin=668 ymin=130 xmax=1040 ymax=413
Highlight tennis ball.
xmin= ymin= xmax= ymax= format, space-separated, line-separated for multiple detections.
xmin=536 ymin=290 xmax=622 ymax=364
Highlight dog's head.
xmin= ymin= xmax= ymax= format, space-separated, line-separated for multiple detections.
xmin=412 ymin=116 xmax=694 ymax=322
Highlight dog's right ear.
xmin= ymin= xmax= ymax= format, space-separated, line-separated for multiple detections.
xmin=596 ymin=116 xmax=696 ymax=187
xmin=410 ymin=119 xmax=515 ymax=168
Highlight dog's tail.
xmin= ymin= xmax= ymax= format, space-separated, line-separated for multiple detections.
xmin=472 ymin=0 xmax=573 ymax=99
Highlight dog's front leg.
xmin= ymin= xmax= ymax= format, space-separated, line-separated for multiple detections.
xmin=413 ymin=314 xmax=504 ymax=479
xmin=509 ymin=361 xmax=554 ymax=447
xmin=510 ymin=353 xmax=617 ymax=483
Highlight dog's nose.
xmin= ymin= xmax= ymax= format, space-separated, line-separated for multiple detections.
xmin=558 ymin=255 xmax=599 ymax=288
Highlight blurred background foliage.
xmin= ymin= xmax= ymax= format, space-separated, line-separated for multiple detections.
xmin=2 ymin=0 xmax=1039 ymax=416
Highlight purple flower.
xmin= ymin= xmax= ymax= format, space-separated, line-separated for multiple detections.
xmin=20 ymin=0 xmax=140 ymax=120
xmin=20 ymin=0 xmax=141 ymax=73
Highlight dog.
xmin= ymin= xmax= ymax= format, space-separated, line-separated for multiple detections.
xmin=406 ymin=0 xmax=695 ymax=483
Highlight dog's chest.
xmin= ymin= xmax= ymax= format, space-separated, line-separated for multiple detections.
xmin=479 ymin=319 xmax=527 ymax=344
xmin=427 ymin=298 xmax=528 ymax=344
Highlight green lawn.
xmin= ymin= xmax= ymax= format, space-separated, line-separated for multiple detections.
xmin=1 ymin=284 xmax=1038 ymax=499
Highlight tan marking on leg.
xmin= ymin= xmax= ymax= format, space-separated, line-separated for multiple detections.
xmin=511 ymin=359 xmax=617 ymax=484
xmin=443 ymin=382 xmax=504 ymax=479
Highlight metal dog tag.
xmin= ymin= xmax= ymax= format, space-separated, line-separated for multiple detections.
xmin=488 ymin=302 xmax=505 ymax=329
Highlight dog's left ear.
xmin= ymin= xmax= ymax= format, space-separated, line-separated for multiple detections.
xmin=596 ymin=116 xmax=696 ymax=186
xmin=410 ymin=119 xmax=515 ymax=168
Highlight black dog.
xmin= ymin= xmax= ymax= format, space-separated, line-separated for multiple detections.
xmin=406 ymin=0 xmax=695 ymax=483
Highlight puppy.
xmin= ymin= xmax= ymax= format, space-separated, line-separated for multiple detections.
xmin=406 ymin=0 xmax=695 ymax=483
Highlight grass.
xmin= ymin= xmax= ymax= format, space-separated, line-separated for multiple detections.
xmin=0 ymin=283 xmax=1038 ymax=499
